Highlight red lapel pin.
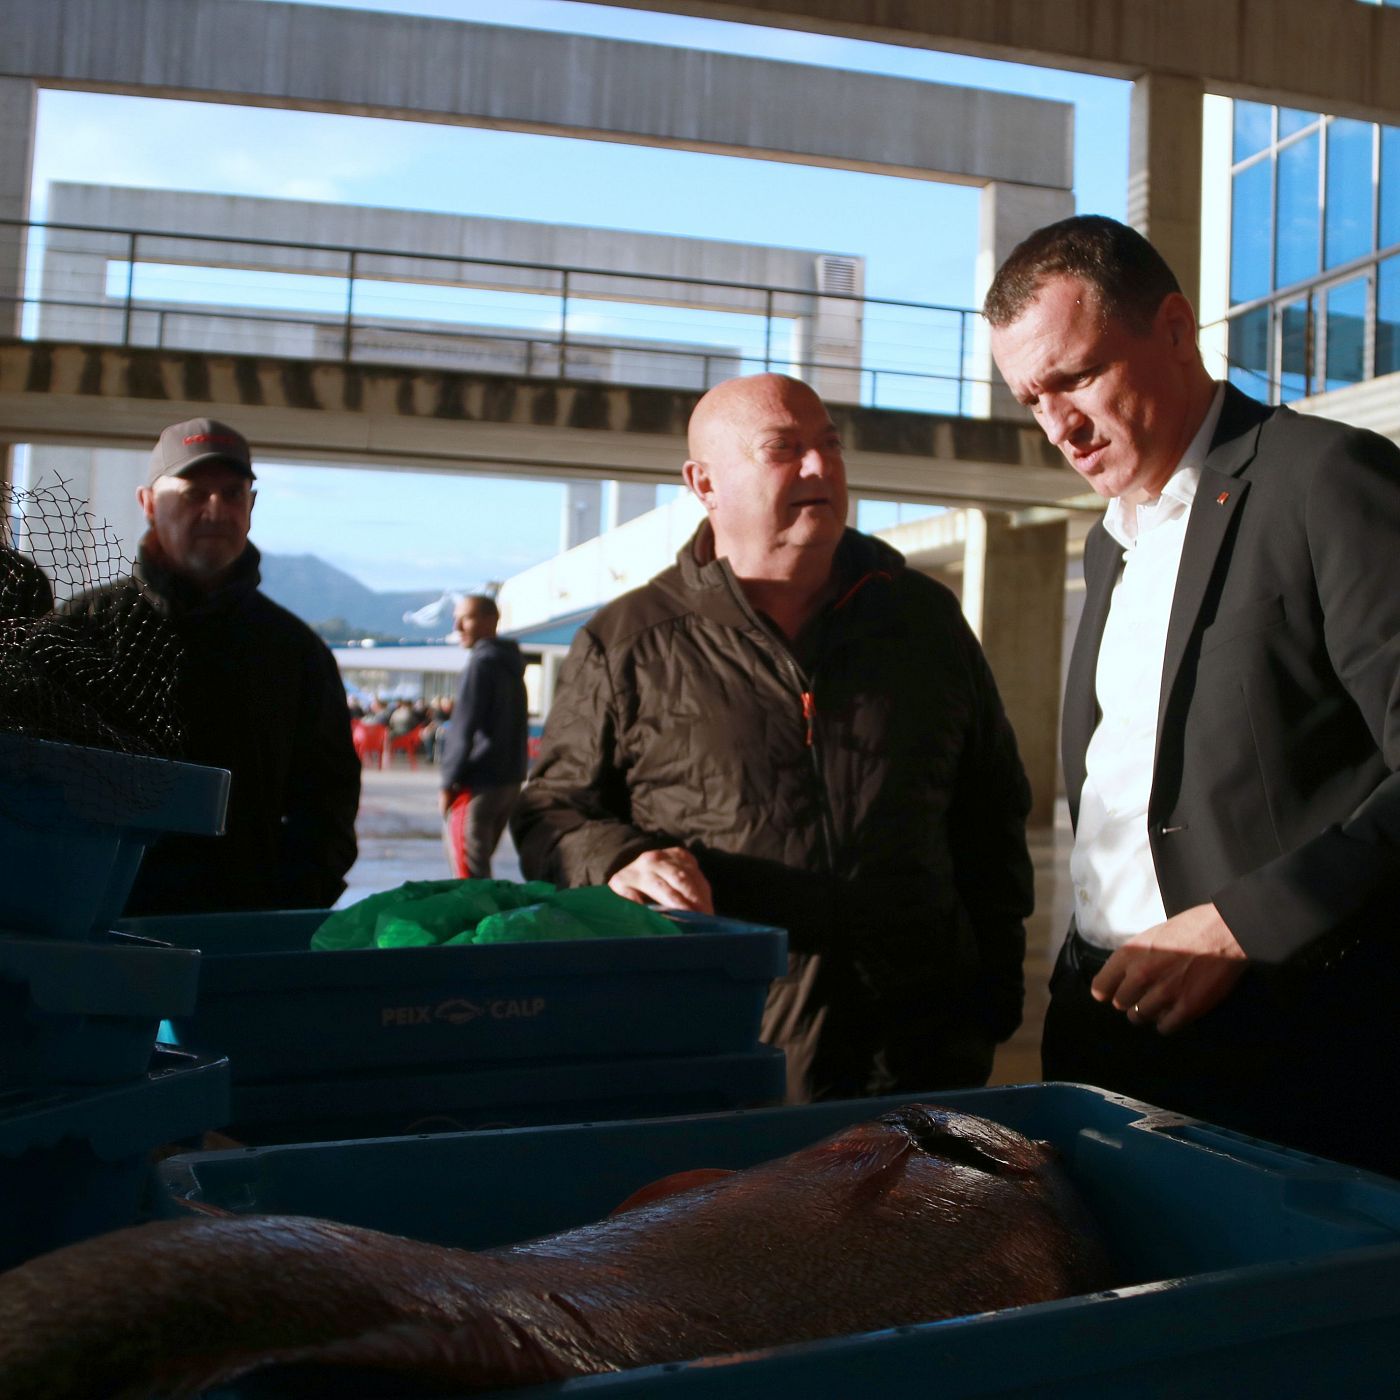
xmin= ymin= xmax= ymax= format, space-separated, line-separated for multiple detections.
xmin=1216 ymin=491 xmax=1230 ymax=505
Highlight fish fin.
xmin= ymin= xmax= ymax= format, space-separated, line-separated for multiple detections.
xmin=816 ymin=1126 xmax=917 ymax=1196
xmin=880 ymin=1104 xmax=1054 ymax=1177
xmin=610 ymin=1168 xmax=735 ymax=1215
xmin=173 ymin=1198 xmax=236 ymax=1219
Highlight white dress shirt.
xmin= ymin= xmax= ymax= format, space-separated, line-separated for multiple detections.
xmin=1070 ymin=384 xmax=1226 ymax=950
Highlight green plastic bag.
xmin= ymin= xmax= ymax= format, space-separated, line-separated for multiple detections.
xmin=484 ymin=879 xmax=559 ymax=909
xmin=311 ymin=878 xmax=465 ymax=951
xmin=372 ymin=919 xmax=440 ymax=949
xmin=469 ymin=903 xmax=598 ymax=945
xmin=313 ymin=878 xmax=560 ymax=950
xmin=311 ymin=876 xmax=674 ymax=950
xmin=544 ymin=885 xmax=678 ymax=940
xmin=370 ymin=884 xmax=506 ymax=948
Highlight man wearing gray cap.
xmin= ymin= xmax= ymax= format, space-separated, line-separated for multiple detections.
xmin=67 ymin=418 xmax=360 ymax=914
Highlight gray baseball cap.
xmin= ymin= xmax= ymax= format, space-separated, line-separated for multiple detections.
xmin=147 ymin=418 xmax=255 ymax=486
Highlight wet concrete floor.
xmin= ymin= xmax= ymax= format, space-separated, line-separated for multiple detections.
xmin=342 ymin=763 xmax=1071 ymax=1088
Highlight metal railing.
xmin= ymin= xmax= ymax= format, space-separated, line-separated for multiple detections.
xmin=0 ymin=218 xmax=990 ymax=414
xmin=1201 ymin=240 xmax=1400 ymax=403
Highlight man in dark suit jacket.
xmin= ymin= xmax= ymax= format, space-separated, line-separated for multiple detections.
xmin=986 ymin=215 xmax=1400 ymax=1176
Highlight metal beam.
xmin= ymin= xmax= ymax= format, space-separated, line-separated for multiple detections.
xmin=0 ymin=0 xmax=1072 ymax=190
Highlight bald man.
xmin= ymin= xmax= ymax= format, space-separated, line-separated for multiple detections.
xmin=512 ymin=374 xmax=1033 ymax=1103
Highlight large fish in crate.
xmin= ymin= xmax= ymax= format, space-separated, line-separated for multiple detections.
xmin=0 ymin=1104 xmax=1109 ymax=1398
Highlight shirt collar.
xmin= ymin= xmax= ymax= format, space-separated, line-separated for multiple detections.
xmin=1103 ymin=382 xmax=1226 ymax=548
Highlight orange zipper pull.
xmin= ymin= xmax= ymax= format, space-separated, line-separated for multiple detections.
xmin=801 ymin=690 xmax=816 ymax=747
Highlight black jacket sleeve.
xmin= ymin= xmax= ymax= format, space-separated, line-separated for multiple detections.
xmin=275 ymin=635 xmax=360 ymax=908
xmin=947 ymin=609 xmax=1035 ymax=1042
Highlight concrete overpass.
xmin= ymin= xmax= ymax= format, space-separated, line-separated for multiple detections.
xmin=33 ymin=181 xmax=873 ymax=406
xmin=14 ymin=181 xmax=1038 ymax=546
xmin=0 ymin=338 xmax=1081 ymax=508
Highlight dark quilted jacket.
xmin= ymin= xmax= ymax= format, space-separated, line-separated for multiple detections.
xmin=512 ymin=525 xmax=1034 ymax=1099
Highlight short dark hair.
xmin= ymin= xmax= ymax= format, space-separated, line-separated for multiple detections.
xmin=982 ymin=215 xmax=1182 ymax=334
xmin=462 ymin=593 xmax=499 ymax=621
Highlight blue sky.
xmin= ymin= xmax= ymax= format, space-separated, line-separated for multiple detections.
xmin=25 ymin=0 xmax=1129 ymax=593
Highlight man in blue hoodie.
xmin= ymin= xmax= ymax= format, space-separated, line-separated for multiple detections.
xmin=440 ymin=593 xmax=529 ymax=879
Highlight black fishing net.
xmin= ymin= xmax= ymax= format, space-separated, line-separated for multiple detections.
xmin=0 ymin=477 xmax=185 ymax=829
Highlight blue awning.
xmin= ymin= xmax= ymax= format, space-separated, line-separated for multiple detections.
xmin=503 ymin=605 xmax=597 ymax=649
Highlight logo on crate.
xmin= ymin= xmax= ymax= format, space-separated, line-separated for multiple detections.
xmin=379 ymin=997 xmax=547 ymax=1027
xmin=435 ymin=998 xmax=484 ymax=1025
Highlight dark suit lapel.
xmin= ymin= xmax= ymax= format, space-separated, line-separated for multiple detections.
xmin=1155 ymin=387 xmax=1269 ymax=767
xmin=1062 ymin=522 xmax=1119 ymax=824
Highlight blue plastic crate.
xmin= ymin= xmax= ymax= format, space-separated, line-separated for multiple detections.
xmin=0 ymin=731 xmax=229 ymax=940
xmin=222 ymin=1044 xmax=786 ymax=1145
xmin=0 ymin=929 xmax=201 ymax=1083
xmin=154 ymin=1084 xmax=1400 ymax=1398
xmin=1 ymin=1047 xmax=229 ymax=1272
xmin=121 ymin=908 xmax=787 ymax=1081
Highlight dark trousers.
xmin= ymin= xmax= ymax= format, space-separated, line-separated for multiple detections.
xmin=442 ymin=783 xmax=520 ymax=880
xmin=764 ymin=953 xmax=995 ymax=1105
xmin=1043 ymin=929 xmax=1400 ymax=1178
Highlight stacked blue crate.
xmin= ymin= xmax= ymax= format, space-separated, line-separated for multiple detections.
xmin=0 ymin=733 xmax=231 ymax=1267
xmin=121 ymin=906 xmax=790 ymax=1142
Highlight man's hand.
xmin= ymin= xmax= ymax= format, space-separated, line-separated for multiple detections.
xmin=608 ymin=847 xmax=714 ymax=914
xmin=1091 ymin=902 xmax=1248 ymax=1035
xmin=438 ymin=786 xmax=458 ymax=818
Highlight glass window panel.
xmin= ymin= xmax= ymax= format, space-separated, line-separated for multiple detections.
xmin=1231 ymin=161 xmax=1273 ymax=303
xmin=1276 ymin=131 xmax=1320 ymax=288
xmin=1378 ymin=256 xmax=1400 ymax=376
xmin=1381 ymin=126 xmax=1400 ymax=249
xmin=1233 ymin=102 xmax=1273 ymax=163
xmin=1325 ymin=120 xmax=1375 ymax=267
xmin=1279 ymin=298 xmax=1313 ymax=401
xmin=1227 ymin=305 xmax=1271 ymax=399
xmin=1280 ymin=108 xmax=1319 ymax=137
xmin=1324 ymin=277 xmax=1368 ymax=389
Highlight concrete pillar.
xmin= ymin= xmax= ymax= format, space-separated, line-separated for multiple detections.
xmin=0 ymin=78 xmax=36 ymax=337
xmin=973 ymin=181 xmax=1076 ymax=417
xmin=794 ymin=254 xmax=864 ymax=405
xmin=1128 ymin=71 xmax=1205 ymax=312
xmin=562 ymin=481 xmax=603 ymax=550
xmin=1197 ymin=93 xmax=1234 ymax=379
xmin=607 ymin=481 xmax=657 ymax=530
xmin=541 ymin=650 xmax=564 ymax=716
xmin=962 ymin=510 xmax=1068 ymax=827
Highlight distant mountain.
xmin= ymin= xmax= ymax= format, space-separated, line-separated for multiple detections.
xmin=258 ymin=553 xmax=449 ymax=640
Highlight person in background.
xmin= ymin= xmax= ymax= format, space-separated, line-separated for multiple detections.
xmin=418 ymin=694 xmax=451 ymax=765
xmin=512 ymin=372 xmax=1033 ymax=1104
xmin=387 ymin=699 xmax=417 ymax=737
xmin=66 ymin=417 xmax=360 ymax=914
xmin=985 ymin=214 xmax=1400 ymax=1176
xmin=439 ymin=594 xmax=528 ymax=879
